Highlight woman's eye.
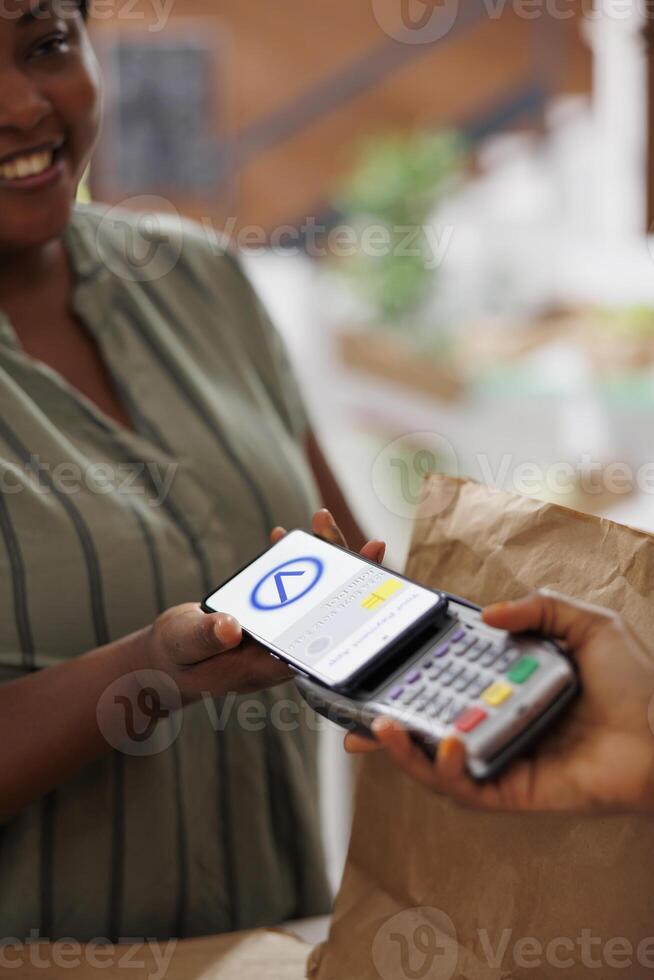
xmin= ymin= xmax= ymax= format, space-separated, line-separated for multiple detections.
xmin=33 ymin=32 xmax=70 ymax=57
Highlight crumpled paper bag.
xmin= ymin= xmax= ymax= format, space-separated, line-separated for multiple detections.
xmin=309 ymin=476 xmax=654 ymax=980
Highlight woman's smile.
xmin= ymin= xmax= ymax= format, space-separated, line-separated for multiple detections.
xmin=0 ymin=0 xmax=102 ymax=251
xmin=0 ymin=139 xmax=66 ymax=192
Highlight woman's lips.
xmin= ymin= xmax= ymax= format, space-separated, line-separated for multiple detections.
xmin=0 ymin=144 xmax=67 ymax=193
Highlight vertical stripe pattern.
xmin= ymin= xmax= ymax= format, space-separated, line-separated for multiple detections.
xmin=0 ymin=203 xmax=331 ymax=943
xmin=0 ymin=489 xmax=34 ymax=669
xmin=0 ymin=419 xmax=119 ymax=940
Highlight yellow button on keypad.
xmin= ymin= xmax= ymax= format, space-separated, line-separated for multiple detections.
xmin=482 ymin=681 xmax=513 ymax=707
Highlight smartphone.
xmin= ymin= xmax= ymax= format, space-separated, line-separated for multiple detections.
xmin=202 ymin=529 xmax=579 ymax=780
xmin=202 ymin=529 xmax=448 ymax=691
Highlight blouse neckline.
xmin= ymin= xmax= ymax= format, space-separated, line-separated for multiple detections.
xmin=0 ymin=208 xmax=106 ymax=351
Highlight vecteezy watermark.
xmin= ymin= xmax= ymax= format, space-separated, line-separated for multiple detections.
xmin=96 ymin=670 xmax=183 ymax=757
xmin=0 ymin=0 xmax=176 ymax=34
xmin=372 ymin=0 xmax=462 ymax=45
xmin=372 ymin=907 xmax=459 ymax=980
xmin=371 ymin=909 xmax=654 ymax=977
xmin=84 ymin=0 xmax=176 ymax=33
xmin=0 ymin=931 xmax=177 ymax=977
xmin=0 ymin=456 xmax=178 ymax=507
xmin=371 ymin=432 xmax=460 ymax=520
xmin=201 ymin=692 xmax=330 ymax=734
xmin=96 ymin=197 xmax=185 ymax=283
xmin=91 ymin=195 xmax=454 ymax=285
xmin=474 ymin=453 xmax=654 ymax=499
xmin=203 ymin=215 xmax=454 ymax=270
xmin=371 ymin=432 xmax=654 ymax=519
xmin=478 ymin=927 xmax=654 ymax=971
xmin=371 ymin=0 xmax=654 ymax=45
xmin=96 ymin=670 xmax=368 ymax=757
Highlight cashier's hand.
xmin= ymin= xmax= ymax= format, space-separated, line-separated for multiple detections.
xmin=345 ymin=592 xmax=654 ymax=815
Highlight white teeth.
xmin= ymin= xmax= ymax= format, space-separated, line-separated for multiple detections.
xmin=0 ymin=150 xmax=55 ymax=181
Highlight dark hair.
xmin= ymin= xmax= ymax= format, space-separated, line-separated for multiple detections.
xmin=79 ymin=0 xmax=89 ymax=17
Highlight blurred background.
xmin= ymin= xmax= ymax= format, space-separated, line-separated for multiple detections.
xmin=85 ymin=0 xmax=654 ymax=890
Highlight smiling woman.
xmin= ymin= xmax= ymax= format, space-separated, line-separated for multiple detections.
xmin=0 ymin=0 xmax=366 ymax=948
xmin=0 ymin=0 xmax=100 ymax=253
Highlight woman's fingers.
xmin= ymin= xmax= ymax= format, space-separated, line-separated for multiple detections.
xmin=361 ymin=539 xmax=386 ymax=564
xmin=312 ymin=508 xmax=386 ymax=562
xmin=275 ymin=512 xmax=386 ymax=563
xmin=312 ymin=509 xmax=347 ymax=547
xmin=160 ymin=604 xmax=243 ymax=668
xmin=210 ymin=612 xmax=243 ymax=651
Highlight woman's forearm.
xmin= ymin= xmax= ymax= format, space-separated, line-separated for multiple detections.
xmin=0 ymin=629 xmax=150 ymax=823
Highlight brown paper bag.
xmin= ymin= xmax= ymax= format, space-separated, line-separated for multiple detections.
xmin=310 ymin=476 xmax=654 ymax=980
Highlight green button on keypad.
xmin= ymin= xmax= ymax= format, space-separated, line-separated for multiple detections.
xmin=507 ymin=655 xmax=539 ymax=684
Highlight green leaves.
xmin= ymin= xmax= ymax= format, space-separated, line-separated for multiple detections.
xmin=333 ymin=130 xmax=466 ymax=322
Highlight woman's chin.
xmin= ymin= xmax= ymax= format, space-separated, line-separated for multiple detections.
xmin=0 ymin=194 xmax=75 ymax=255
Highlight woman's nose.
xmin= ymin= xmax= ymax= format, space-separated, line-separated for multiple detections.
xmin=0 ymin=69 xmax=51 ymax=132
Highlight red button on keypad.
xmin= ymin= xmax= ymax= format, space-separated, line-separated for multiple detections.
xmin=455 ymin=706 xmax=488 ymax=733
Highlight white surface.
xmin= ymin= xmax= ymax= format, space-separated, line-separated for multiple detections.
xmin=587 ymin=0 xmax=647 ymax=238
xmin=282 ymin=915 xmax=331 ymax=946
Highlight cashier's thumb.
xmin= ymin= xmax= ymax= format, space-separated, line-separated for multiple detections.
xmin=482 ymin=590 xmax=616 ymax=652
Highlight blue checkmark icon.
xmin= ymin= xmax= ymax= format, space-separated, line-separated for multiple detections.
xmin=251 ymin=557 xmax=324 ymax=610
xmin=273 ymin=570 xmax=305 ymax=604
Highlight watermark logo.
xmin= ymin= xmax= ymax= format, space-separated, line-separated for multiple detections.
xmin=203 ymin=214 xmax=453 ymax=268
xmin=372 ymin=0 xmax=461 ymax=44
xmin=96 ymin=196 xmax=184 ymax=284
xmin=372 ymin=0 xmax=653 ymax=43
xmin=0 ymin=0 xmax=177 ymax=35
xmin=96 ymin=681 xmax=334 ymax=757
xmin=0 ymin=456 xmax=178 ymax=507
xmin=371 ymin=434 xmax=654 ymax=518
xmin=96 ymin=670 xmax=182 ymax=757
xmin=0 ymin=932 xmax=176 ymax=977
xmin=371 ymin=432 xmax=459 ymax=519
xmin=372 ymin=907 xmax=459 ymax=980
xmin=371 ymin=913 xmax=654 ymax=976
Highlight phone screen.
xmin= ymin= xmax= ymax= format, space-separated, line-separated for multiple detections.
xmin=203 ymin=529 xmax=444 ymax=688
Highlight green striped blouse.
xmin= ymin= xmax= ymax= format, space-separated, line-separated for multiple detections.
xmin=0 ymin=205 xmax=330 ymax=942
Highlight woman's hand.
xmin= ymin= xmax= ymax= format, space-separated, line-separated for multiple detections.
xmin=142 ymin=510 xmax=385 ymax=704
xmin=345 ymin=591 xmax=654 ymax=815
xmin=271 ymin=507 xmax=386 ymax=564
xmin=0 ymin=509 xmax=382 ymax=821
xmin=143 ymin=603 xmax=293 ymax=703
